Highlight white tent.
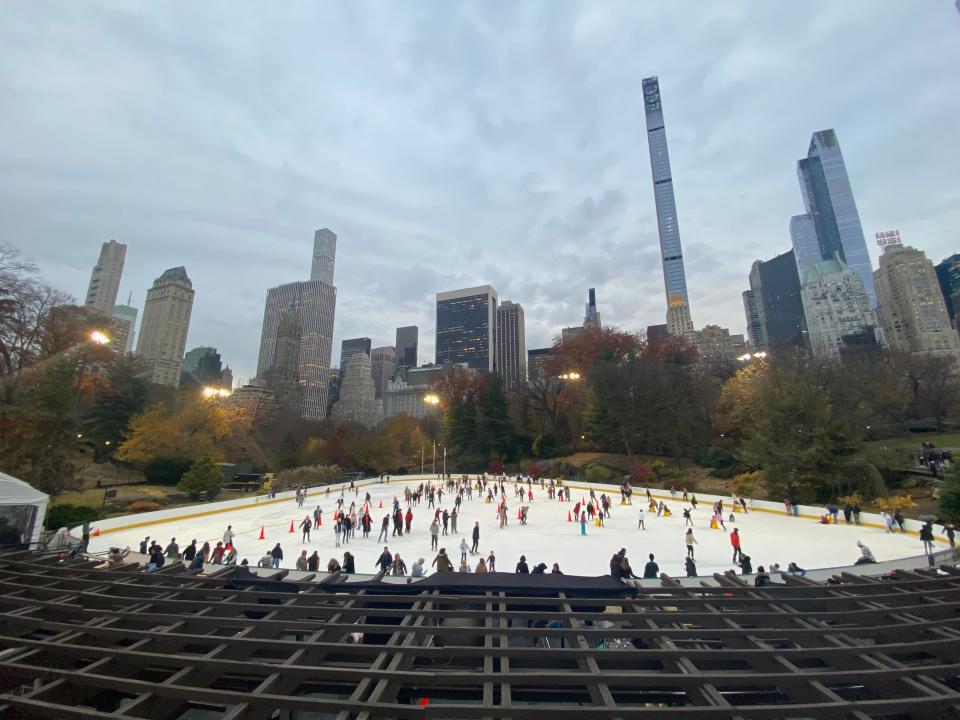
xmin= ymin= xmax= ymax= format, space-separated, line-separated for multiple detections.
xmin=0 ymin=472 xmax=49 ymax=548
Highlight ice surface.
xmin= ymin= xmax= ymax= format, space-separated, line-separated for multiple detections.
xmin=87 ymin=477 xmax=930 ymax=577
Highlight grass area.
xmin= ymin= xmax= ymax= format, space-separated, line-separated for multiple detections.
xmin=863 ymin=432 xmax=960 ymax=454
xmin=51 ymin=483 xmax=249 ymax=518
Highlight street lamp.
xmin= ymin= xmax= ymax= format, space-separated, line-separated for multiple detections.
xmin=201 ymin=386 xmax=232 ymax=400
xmin=559 ymin=372 xmax=581 ymax=381
xmin=89 ymin=330 xmax=110 ymax=346
xmin=423 ymin=393 xmax=440 ymax=438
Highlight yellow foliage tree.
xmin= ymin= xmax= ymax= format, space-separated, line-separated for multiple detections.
xmin=875 ymin=494 xmax=916 ymax=514
xmin=715 ymin=359 xmax=769 ymax=439
xmin=117 ymin=397 xmax=236 ymax=465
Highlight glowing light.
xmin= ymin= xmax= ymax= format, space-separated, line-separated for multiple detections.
xmin=202 ymin=386 xmax=232 ymax=399
xmin=89 ymin=330 xmax=110 ymax=346
xmin=423 ymin=393 xmax=440 ymax=406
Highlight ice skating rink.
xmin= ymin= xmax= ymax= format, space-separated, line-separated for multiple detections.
xmin=87 ymin=477 xmax=938 ymax=577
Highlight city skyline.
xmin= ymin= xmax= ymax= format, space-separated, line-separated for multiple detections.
xmin=2 ymin=4 xmax=959 ymax=382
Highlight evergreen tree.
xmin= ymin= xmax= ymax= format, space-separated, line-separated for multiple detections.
xmin=85 ymin=356 xmax=150 ymax=460
xmin=479 ymin=373 xmax=513 ymax=459
xmin=444 ymin=392 xmax=478 ymax=456
xmin=177 ymin=455 xmax=223 ymax=500
xmin=939 ymin=464 xmax=960 ymax=523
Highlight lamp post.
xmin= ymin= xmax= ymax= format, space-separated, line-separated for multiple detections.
xmin=419 ymin=448 xmax=424 ymax=475
xmin=423 ymin=393 xmax=440 ymax=438
xmin=74 ymin=330 xmax=111 ymax=418
xmin=432 ymin=440 xmax=436 ymax=477
xmin=443 ymin=446 xmax=446 ymax=479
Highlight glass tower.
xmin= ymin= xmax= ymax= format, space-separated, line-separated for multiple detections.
xmin=795 ymin=130 xmax=875 ymax=307
xmin=435 ymin=285 xmax=497 ymax=372
xmin=643 ymin=76 xmax=693 ymax=335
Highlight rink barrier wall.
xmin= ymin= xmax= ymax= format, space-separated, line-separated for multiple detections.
xmin=81 ymin=474 xmax=952 ymax=549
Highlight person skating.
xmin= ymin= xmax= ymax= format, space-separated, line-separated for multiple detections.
xmin=682 ymin=507 xmax=692 ymax=527
xmin=515 ymin=555 xmax=530 ymax=574
xmin=429 ymin=519 xmax=440 ymax=550
xmin=411 ymin=558 xmax=425 ymax=577
xmin=580 ymin=511 xmax=587 ymax=536
xmin=391 ymin=553 xmax=407 ymax=576
xmin=471 ymin=521 xmax=480 ymax=554
xmin=685 ymin=528 xmax=696 ymax=558
xmin=223 ymin=526 xmax=235 ymax=548
xmin=164 ymin=538 xmax=179 ymax=559
xmin=451 ymin=508 xmax=459 ymax=534
xmin=442 ymin=509 xmax=450 ymax=535
xmin=920 ymin=521 xmax=935 ymax=555
xmin=730 ymin=528 xmax=742 ymax=562
xmin=487 ymin=550 xmax=496 ymax=571
xmin=638 ymin=507 xmax=645 ymax=529
xmin=378 ymin=515 xmax=389 ymax=543
xmin=684 ymin=556 xmax=697 ymax=577
xmin=642 ymin=553 xmax=659 ymax=579
xmin=405 ymin=508 xmax=413 ymax=534
xmin=375 ymin=546 xmax=393 ymax=574
xmin=854 ymin=541 xmax=875 ymax=565
xmin=432 ymin=548 xmax=453 ymax=572
xmin=270 ymin=543 xmax=283 ymax=569
xmin=943 ymin=523 xmax=956 ymax=548
xmin=300 ymin=516 xmax=312 ymax=542
xmin=459 ymin=538 xmax=469 ymax=563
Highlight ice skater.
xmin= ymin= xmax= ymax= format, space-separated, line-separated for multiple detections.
xmin=638 ymin=507 xmax=645 ymax=529
xmin=685 ymin=528 xmax=696 ymax=558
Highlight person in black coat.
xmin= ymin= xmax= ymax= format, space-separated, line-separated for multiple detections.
xmin=342 ymin=551 xmax=355 ymax=574
xmin=642 ymin=554 xmax=659 ymax=579
xmin=515 ymin=555 xmax=529 ymax=574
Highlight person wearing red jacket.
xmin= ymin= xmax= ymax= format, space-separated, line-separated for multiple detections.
xmin=404 ymin=508 xmax=413 ymax=534
xmin=730 ymin=528 xmax=742 ymax=562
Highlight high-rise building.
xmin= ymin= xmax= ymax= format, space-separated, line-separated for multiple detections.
xmin=382 ymin=362 xmax=474 ymax=422
xmin=255 ymin=228 xmax=338 ymax=421
xmin=340 ymin=338 xmax=372 ymax=374
xmin=874 ymin=242 xmax=960 ymax=359
xmin=181 ymin=346 xmax=227 ymax=387
xmin=331 ymin=353 xmax=377 ymax=427
xmin=435 ymin=285 xmax=497 ymax=372
xmin=326 ymin=368 xmax=341 ymax=416
xmin=584 ymin=288 xmax=601 ymax=329
xmin=370 ymin=346 xmax=396 ymax=399
xmin=794 ymin=129 xmax=875 ymax=307
xmin=646 ymin=324 xmax=669 ymax=342
xmin=692 ymin=325 xmax=747 ymax=365
xmin=311 ymin=228 xmax=337 ymax=285
xmin=135 ymin=267 xmax=195 ymax=387
xmin=495 ymin=300 xmax=526 ymax=389
xmin=527 ymin=348 xmax=553 ymax=381
xmin=110 ymin=303 xmax=138 ymax=354
xmin=751 ymin=250 xmax=808 ymax=350
xmin=643 ymin=76 xmax=694 ymax=337
xmin=743 ymin=262 xmax=768 ymax=350
xmin=800 ymin=257 xmax=881 ymax=359
xmin=84 ymin=239 xmax=126 ymax=314
xmin=935 ymin=254 xmax=960 ymax=327
xmin=263 ymin=306 xmax=303 ymax=415
xmin=395 ymin=326 xmax=418 ymax=368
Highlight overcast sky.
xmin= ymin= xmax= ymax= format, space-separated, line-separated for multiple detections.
xmin=2 ymin=2 xmax=958 ymax=383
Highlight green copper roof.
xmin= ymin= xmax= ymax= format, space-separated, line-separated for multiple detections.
xmin=157 ymin=266 xmax=190 ymax=283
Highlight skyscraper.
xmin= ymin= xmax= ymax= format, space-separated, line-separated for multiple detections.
xmin=255 ymin=229 xmax=338 ymax=421
xmin=496 ymin=300 xmax=526 ymax=389
xmin=331 ymin=353 xmax=378 ymax=428
xmin=874 ymin=242 xmax=960 ymax=359
xmin=935 ymin=254 xmax=960 ymax=326
xmin=642 ymin=76 xmax=694 ymax=337
xmin=84 ymin=239 xmax=126 ymax=314
xmin=395 ymin=326 xmax=418 ymax=368
xmin=789 ymin=214 xmax=820 ymax=280
xmin=527 ymin=348 xmax=553 ymax=381
xmin=794 ymin=129 xmax=875 ymax=307
xmin=751 ymin=250 xmax=808 ymax=350
xmin=743 ymin=262 xmax=768 ymax=350
xmin=584 ymin=288 xmax=601 ymax=329
xmin=263 ymin=306 xmax=303 ymax=415
xmin=110 ymin=303 xmax=138 ymax=354
xmin=800 ymin=257 xmax=881 ymax=359
xmin=370 ymin=346 xmax=396 ymax=399
xmin=340 ymin=337 xmax=372 ymax=373
xmin=435 ymin=285 xmax=497 ymax=372
xmin=311 ymin=228 xmax=337 ymax=285
xmin=135 ymin=267 xmax=195 ymax=387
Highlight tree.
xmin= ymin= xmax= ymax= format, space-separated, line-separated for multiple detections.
xmin=444 ymin=392 xmax=478 ymax=457
xmin=143 ymin=457 xmax=193 ymax=486
xmin=84 ymin=355 xmax=150 ymax=460
xmin=0 ymin=355 xmax=81 ymax=494
xmin=177 ymin=456 xmax=223 ymax=500
xmin=478 ymin=373 xmax=514 ymax=459
xmin=939 ymin=465 xmax=960 ymax=523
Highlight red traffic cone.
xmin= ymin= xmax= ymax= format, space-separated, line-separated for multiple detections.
xmin=517 ymin=509 xmax=522 ymax=520
xmin=567 ymin=511 xmax=572 ymax=523
xmin=92 ymin=528 xmax=100 ymax=537
xmin=318 ymin=515 xmax=322 ymax=526
xmin=258 ymin=526 xmax=265 ymax=540
xmin=378 ymin=500 xmax=383 ymax=509
xmin=289 ymin=519 xmax=295 ymax=533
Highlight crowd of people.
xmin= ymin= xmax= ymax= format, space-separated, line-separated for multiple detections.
xmin=100 ymin=472 xmax=953 ymax=581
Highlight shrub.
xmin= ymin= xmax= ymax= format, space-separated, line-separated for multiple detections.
xmin=45 ymin=504 xmax=101 ymax=530
xmin=488 ymin=460 xmax=504 ymax=475
xmin=937 ymin=466 xmax=960 ymax=522
xmin=584 ymin=464 xmax=612 ymax=484
xmin=875 ymin=494 xmax=916 ymax=514
xmin=272 ymin=465 xmax=341 ymax=493
xmin=731 ymin=471 xmax=764 ymax=498
xmin=527 ymin=463 xmax=543 ymax=479
xmin=143 ymin=457 xmax=194 ymax=486
xmin=127 ymin=501 xmax=163 ymax=513
xmin=177 ymin=456 xmax=223 ymax=501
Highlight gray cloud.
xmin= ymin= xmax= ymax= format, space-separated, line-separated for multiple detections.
xmin=1 ymin=1 xmax=958 ymax=381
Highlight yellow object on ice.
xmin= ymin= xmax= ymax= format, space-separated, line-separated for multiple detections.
xmin=709 ymin=518 xmax=718 ymax=529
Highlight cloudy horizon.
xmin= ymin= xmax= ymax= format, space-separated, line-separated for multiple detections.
xmin=2 ymin=2 xmax=958 ymax=383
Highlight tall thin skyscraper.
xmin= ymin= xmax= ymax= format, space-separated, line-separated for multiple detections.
xmin=584 ymin=288 xmax=601 ymax=329
xmin=794 ymin=129 xmax=875 ymax=307
xmin=436 ymin=285 xmax=497 ymax=372
xmin=135 ymin=267 xmax=195 ymax=387
xmin=255 ymin=229 xmax=338 ymax=421
xmin=496 ymin=300 xmax=526 ymax=389
xmin=311 ymin=228 xmax=337 ymax=285
xmin=395 ymin=326 xmax=418 ymax=368
xmin=84 ymin=239 xmax=126 ymax=314
xmin=643 ymin=76 xmax=693 ymax=337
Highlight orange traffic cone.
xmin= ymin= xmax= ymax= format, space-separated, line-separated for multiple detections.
xmin=258 ymin=526 xmax=265 ymax=540
xmin=289 ymin=519 xmax=295 ymax=533
xmin=378 ymin=500 xmax=383 ymax=509
xmin=92 ymin=528 xmax=100 ymax=537
xmin=567 ymin=511 xmax=572 ymax=523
